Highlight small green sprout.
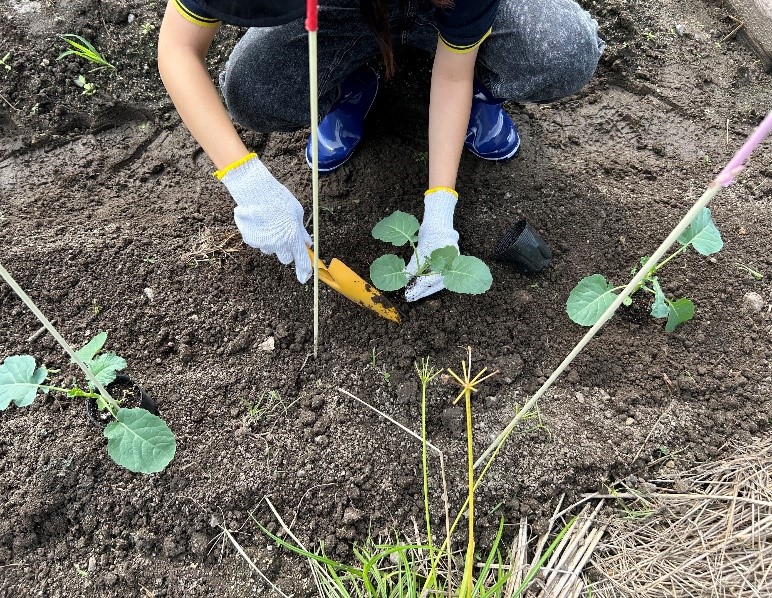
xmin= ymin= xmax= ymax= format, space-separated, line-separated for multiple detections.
xmin=367 ymin=348 xmax=391 ymax=385
xmin=0 ymin=52 xmax=11 ymax=71
xmin=369 ymin=211 xmax=492 ymax=295
xmin=241 ymin=390 xmax=282 ymax=421
xmin=736 ymin=262 xmax=763 ymax=280
xmin=567 ymin=207 xmax=723 ymax=332
xmin=74 ymin=74 xmax=96 ymax=96
xmin=57 ymin=34 xmax=115 ymax=71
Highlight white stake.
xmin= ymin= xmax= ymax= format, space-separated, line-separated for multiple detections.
xmin=306 ymin=1 xmax=320 ymax=358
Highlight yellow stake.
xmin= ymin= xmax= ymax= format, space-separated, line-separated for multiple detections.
xmin=447 ymin=347 xmax=498 ymax=596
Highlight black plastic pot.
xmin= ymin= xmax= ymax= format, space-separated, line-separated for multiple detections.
xmin=84 ymin=374 xmax=158 ymax=429
xmin=493 ymin=220 xmax=552 ymax=274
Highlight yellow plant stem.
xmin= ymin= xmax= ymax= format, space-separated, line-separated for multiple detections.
xmin=446 ymin=348 xmax=498 ymax=597
xmin=460 ymin=383 xmax=475 ymax=597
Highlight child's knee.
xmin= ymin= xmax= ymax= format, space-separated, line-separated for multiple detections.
xmin=488 ymin=0 xmax=605 ymax=103
xmin=220 ymin=41 xmax=307 ymax=132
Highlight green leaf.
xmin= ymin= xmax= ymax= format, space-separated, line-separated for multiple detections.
xmin=567 ymin=274 xmax=618 ymax=326
xmin=0 ymin=355 xmax=47 ymax=409
xmin=622 ymin=296 xmax=633 ymax=306
xmin=665 ymin=298 xmax=695 ymax=332
xmin=88 ymin=352 xmax=127 ymax=387
xmin=74 ymin=331 xmax=108 ymax=363
xmin=442 ymin=255 xmax=492 ymax=295
xmin=677 ymin=207 xmax=723 ymax=255
xmin=104 ymin=408 xmax=176 ymax=473
xmin=370 ymin=254 xmax=409 ymax=291
xmin=650 ymin=277 xmax=669 ymax=318
xmin=371 ymin=211 xmax=419 ymax=247
xmin=427 ymin=245 xmax=459 ymax=273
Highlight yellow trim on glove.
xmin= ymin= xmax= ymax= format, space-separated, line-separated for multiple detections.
xmin=425 ymin=187 xmax=459 ymax=198
xmin=213 ymin=153 xmax=258 ymax=180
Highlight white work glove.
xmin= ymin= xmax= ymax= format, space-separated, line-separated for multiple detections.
xmin=218 ymin=153 xmax=313 ymax=283
xmin=405 ymin=187 xmax=460 ymax=302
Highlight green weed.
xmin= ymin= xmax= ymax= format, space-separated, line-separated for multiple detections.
xmin=57 ymin=34 xmax=115 ymax=71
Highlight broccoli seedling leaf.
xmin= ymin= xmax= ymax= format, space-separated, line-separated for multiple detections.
xmin=665 ymin=298 xmax=695 ymax=332
xmin=87 ymin=352 xmax=127 ymax=387
xmin=372 ymin=211 xmax=419 ymax=247
xmin=677 ymin=207 xmax=723 ymax=255
xmin=74 ymin=331 xmax=108 ymax=363
xmin=370 ymin=254 xmax=409 ymax=291
xmin=105 ymin=408 xmax=177 ymax=473
xmin=428 ymin=246 xmax=460 ymax=273
xmin=567 ymin=274 xmax=618 ymax=326
xmin=442 ymin=255 xmax=492 ymax=294
xmin=0 ymin=355 xmax=47 ymax=409
xmin=650 ymin=277 xmax=669 ymax=318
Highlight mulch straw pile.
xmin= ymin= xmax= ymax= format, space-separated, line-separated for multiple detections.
xmin=585 ymin=433 xmax=772 ymax=596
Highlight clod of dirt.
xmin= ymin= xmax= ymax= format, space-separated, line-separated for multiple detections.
xmin=742 ymin=291 xmax=765 ymax=312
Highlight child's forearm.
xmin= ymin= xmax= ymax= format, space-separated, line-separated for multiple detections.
xmin=158 ymin=2 xmax=248 ymax=170
xmin=427 ymin=44 xmax=478 ymax=190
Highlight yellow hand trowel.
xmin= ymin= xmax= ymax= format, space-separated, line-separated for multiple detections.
xmin=307 ymin=247 xmax=401 ymax=323
xmin=305 ymin=1 xmax=400 ymax=330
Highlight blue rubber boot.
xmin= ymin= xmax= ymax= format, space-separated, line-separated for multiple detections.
xmin=306 ymin=65 xmax=379 ymax=172
xmin=464 ymin=80 xmax=520 ymax=161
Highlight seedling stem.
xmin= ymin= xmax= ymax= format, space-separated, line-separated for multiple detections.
xmin=0 ymin=262 xmax=115 ymax=406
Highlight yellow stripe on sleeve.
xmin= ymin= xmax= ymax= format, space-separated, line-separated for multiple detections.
xmin=173 ymin=0 xmax=221 ymax=28
xmin=438 ymin=28 xmax=492 ymax=54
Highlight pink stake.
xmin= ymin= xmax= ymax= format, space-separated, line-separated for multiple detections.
xmin=715 ymin=110 xmax=772 ymax=187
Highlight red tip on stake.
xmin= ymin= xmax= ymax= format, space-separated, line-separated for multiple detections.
xmin=305 ymin=0 xmax=318 ymax=31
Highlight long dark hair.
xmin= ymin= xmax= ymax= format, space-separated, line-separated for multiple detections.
xmin=360 ymin=0 xmax=452 ymax=78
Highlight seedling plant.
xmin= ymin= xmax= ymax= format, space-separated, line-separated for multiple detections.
xmin=369 ymin=211 xmax=492 ymax=295
xmin=74 ymin=74 xmax=96 ymax=96
xmin=567 ymin=207 xmax=723 ymax=331
xmin=0 ymin=332 xmax=175 ymax=473
xmin=57 ymin=34 xmax=115 ymax=71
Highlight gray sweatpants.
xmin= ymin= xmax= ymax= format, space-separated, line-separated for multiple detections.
xmin=219 ymin=0 xmax=605 ymax=132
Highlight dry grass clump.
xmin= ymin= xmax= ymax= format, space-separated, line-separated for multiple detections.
xmin=181 ymin=226 xmax=241 ymax=267
xmin=587 ymin=433 xmax=772 ymax=597
xmin=516 ymin=500 xmax=607 ymax=597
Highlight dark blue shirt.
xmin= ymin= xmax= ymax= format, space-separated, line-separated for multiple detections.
xmin=173 ymin=0 xmax=501 ymax=53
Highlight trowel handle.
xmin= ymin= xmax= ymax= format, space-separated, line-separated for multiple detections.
xmin=305 ymin=0 xmax=318 ymax=32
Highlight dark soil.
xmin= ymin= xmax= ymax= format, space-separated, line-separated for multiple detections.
xmin=1 ymin=0 xmax=771 ymax=596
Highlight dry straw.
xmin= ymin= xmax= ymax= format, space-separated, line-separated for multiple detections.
xmin=587 ymin=433 xmax=772 ymax=597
